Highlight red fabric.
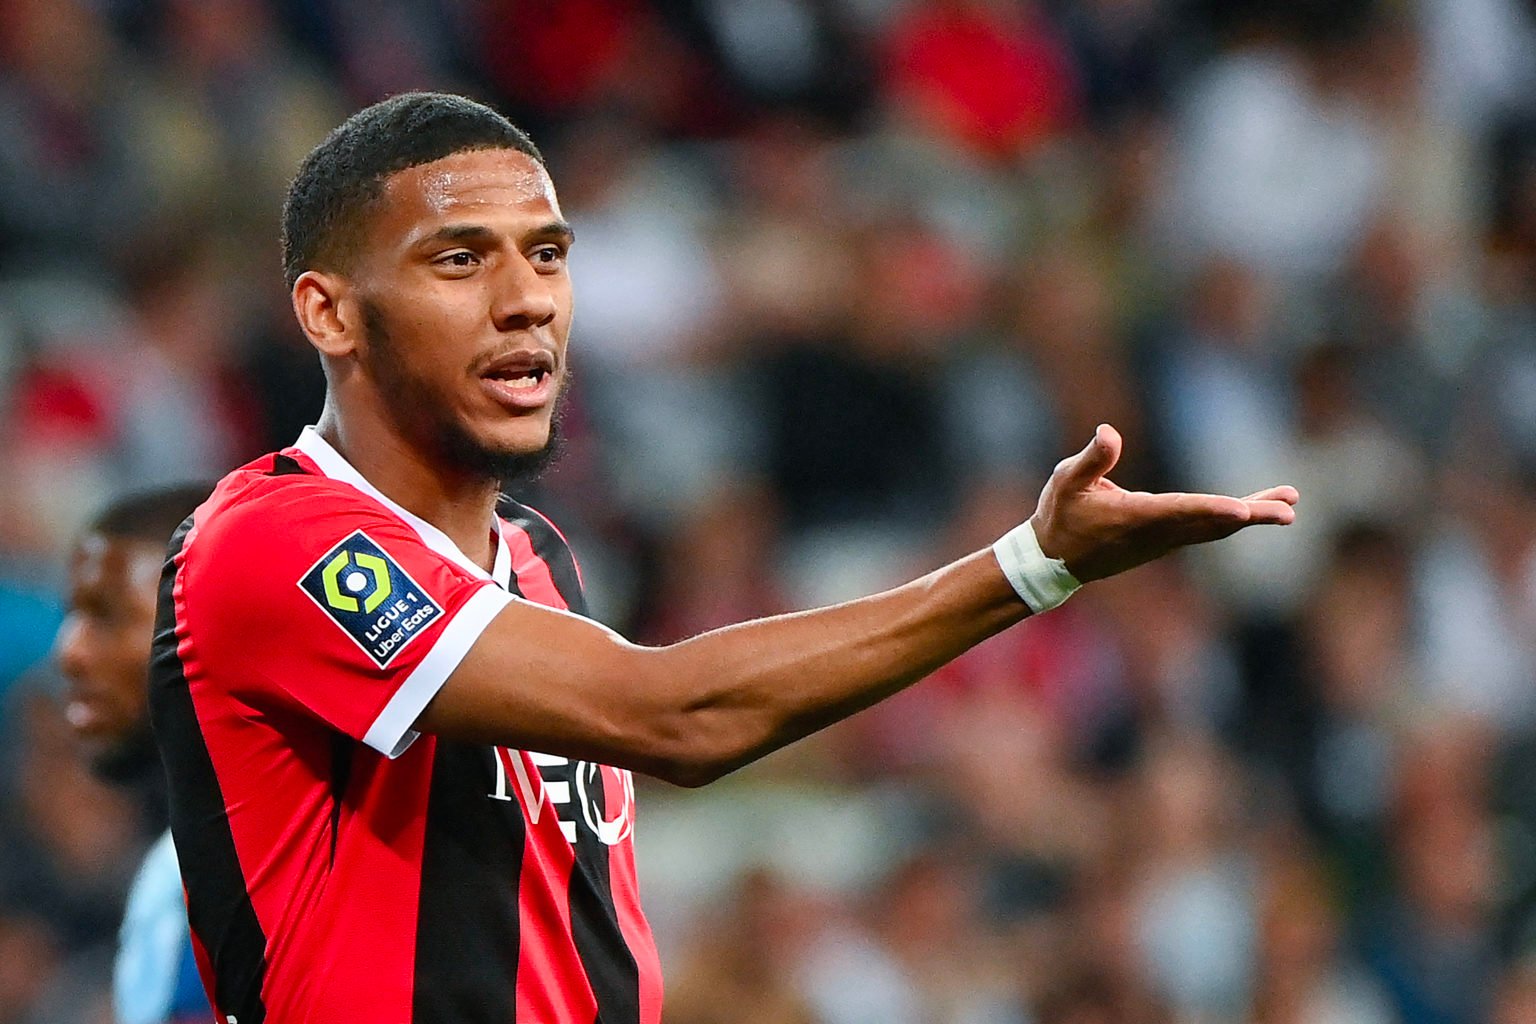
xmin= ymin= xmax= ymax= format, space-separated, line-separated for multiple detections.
xmin=184 ymin=471 xmax=494 ymax=741
xmin=170 ymin=450 xmax=662 ymax=1022
xmin=513 ymin=748 xmax=598 ymax=1023
xmin=882 ymin=4 xmax=1078 ymax=157
xmin=480 ymin=0 xmax=642 ymax=111
xmin=609 ymin=819 xmax=666 ymax=1023
xmin=505 ymin=518 xmax=566 ymax=609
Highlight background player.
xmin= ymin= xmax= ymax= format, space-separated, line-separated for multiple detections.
xmin=57 ymin=486 xmax=212 ymax=1024
xmin=151 ymin=92 xmax=1296 ymax=1024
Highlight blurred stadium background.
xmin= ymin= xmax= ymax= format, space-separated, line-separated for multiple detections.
xmin=3 ymin=0 xmax=1536 ymax=1021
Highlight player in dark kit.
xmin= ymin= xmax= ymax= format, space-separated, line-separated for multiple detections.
xmin=57 ymin=486 xmax=211 ymax=1024
xmin=149 ymin=92 xmax=1298 ymax=1024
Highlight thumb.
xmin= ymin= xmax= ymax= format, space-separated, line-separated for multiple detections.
xmin=1058 ymin=423 xmax=1122 ymax=490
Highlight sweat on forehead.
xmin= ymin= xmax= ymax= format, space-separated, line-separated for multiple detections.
xmin=281 ymin=92 xmax=544 ymax=288
xmin=392 ymin=151 xmax=558 ymax=220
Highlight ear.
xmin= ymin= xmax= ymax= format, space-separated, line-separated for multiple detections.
xmin=292 ymin=270 xmax=359 ymax=359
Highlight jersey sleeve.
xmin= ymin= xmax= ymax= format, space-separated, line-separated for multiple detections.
xmin=179 ymin=482 xmax=513 ymax=757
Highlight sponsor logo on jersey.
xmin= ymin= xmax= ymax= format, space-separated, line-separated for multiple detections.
xmin=298 ymin=531 xmax=442 ymax=667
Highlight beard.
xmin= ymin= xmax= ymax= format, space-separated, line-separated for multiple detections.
xmin=360 ymin=297 xmax=566 ymax=486
xmin=90 ymin=716 xmax=162 ymax=785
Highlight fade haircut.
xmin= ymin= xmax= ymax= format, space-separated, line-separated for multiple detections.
xmin=88 ymin=484 xmax=213 ymax=548
xmin=281 ymin=92 xmax=543 ymax=289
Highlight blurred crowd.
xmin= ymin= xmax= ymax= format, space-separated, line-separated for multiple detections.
xmin=3 ymin=0 xmax=1536 ymax=1021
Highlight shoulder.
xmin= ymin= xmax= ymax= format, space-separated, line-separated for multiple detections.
xmin=115 ymin=832 xmax=190 ymax=1024
xmin=178 ymin=452 xmax=435 ymax=585
xmin=173 ymin=453 xmax=454 ymax=638
xmin=127 ymin=830 xmax=182 ymax=903
xmin=185 ymin=452 xmax=388 ymax=554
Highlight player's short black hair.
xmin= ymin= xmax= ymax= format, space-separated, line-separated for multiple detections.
xmin=87 ymin=484 xmax=212 ymax=547
xmin=281 ymin=92 xmax=544 ymax=289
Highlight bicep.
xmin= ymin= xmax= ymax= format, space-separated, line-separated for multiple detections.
xmin=414 ymin=597 xmax=685 ymax=774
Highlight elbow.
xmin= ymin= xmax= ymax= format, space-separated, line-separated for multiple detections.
xmin=652 ymin=757 xmax=728 ymax=789
xmin=621 ymin=647 xmax=769 ymax=788
xmin=640 ymin=706 xmax=756 ymax=789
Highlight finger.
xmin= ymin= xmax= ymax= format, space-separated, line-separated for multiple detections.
xmin=1153 ymin=493 xmax=1294 ymax=527
xmin=1241 ymin=499 xmax=1297 ymax=525
xmin=1058 ymin=423 xmax=1123 ymax=491
xmin=1240 ymin=485 xmax=1300 ymax=506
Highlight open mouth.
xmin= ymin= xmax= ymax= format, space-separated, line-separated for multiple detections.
xmin=485 ymin=364 xmax=549 ymax=390
xmin=480 ymin=349 xmax=557 ymax=408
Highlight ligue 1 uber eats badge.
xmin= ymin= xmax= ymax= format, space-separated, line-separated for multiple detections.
xmin=298 ymin=531 xmax=443 ymax=667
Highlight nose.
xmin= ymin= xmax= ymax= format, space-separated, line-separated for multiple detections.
xmin=491 ymin=254 xmax=559 ymax=332
xmin=55 ymin=614 xmax=90 ymax=682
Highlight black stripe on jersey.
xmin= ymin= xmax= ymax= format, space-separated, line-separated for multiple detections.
xmin=500 ymin=503 xmax=639 ymax=1023
xmin=502 ymin=501 xmax=588 ymax=616
xmin=513 ymin=511 xmax=640 ymax=1024
xmin=268 ymin=454 xmax=308 ymax=476
xmin=569 ymin=775 xmax=641 ymax=1024
xmin=412 ymin=740 xmax=526 ymax=1024
xmin=327 ymin=732 xmax=353 ymax=869
xmin=147 ymin=517 xmax=269 ymax=1024
xmin=412 ymin=572 xmax=528 ymax=1023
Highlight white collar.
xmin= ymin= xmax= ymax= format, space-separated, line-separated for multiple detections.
xmin=293 ymin=426 xmax=512 ymax=588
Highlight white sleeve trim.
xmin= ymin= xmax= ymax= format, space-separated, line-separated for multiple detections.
xmin=363 ymin=584 xmax=514 ymax=757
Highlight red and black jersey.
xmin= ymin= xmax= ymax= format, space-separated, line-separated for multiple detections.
xmin=148 ymin=427 xmax=663 ymax=1024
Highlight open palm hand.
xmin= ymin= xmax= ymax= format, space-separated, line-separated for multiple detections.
xmin=1032 ymin=424 xmax=1299 ymax=583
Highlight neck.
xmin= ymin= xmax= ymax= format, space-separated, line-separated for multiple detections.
xmin=316 ymin=404 xmax=502 ymax=573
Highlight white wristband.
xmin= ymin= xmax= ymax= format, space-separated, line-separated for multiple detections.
xmin=992 ymin=520 xmax=1081 ymax=614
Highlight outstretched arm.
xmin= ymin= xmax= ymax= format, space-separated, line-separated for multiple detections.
xmin=416 ymin=425 xmax=1297 ymax=785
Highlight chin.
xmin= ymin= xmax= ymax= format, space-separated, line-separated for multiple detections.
xmin=447 ymin=415 xmax=563 ymax=483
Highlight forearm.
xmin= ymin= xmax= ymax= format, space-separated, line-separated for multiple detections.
xmin=424 ymin=425 xmax=1297 ymax=783
xmin=636 ymin=548 xmax=1029 ymax=783
xmin=425 ymin=546 xmax=1032 ymax=785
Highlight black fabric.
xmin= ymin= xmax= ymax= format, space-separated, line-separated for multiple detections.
xmin=268 ymin=453 xmax=309 ymax=476
xmin=507 ymin=504 xmax=638 ymax=1024
xmin=567 ymin=769 xmax=639 ymax=1024
xmin=501 ymin=501 xmax=587 ymax=616
xmin=412 ymin=740 xmax=527 ymax=1023
xmin=147 ymin=516 xmax=269 ymax=1024
xmin=327 ymin=732 xmax=354 ymax=869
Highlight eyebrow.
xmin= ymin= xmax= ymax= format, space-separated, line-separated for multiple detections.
xmin=418 ymin=221 xmax=576 ymax=248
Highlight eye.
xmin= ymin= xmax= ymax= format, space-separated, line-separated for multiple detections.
xmin=530 ymin=245 xmax=568 ymax=271
xmin=433 ymin=250 xmax=482 ymax=274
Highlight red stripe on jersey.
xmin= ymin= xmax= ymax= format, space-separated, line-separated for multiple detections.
xmin=608 ymin=831 xmax=665 ymax=1021
xmin=522 ymin=504 xmax=587 ymax=589
xmin=505 ymin=534 xmax=602 ymax=1021
xmin=503 ymin=519 xmax=567 ymax=610
xmin=311 ymin=739 xmax=434 ymax=1015
xmin=512 ymin=745 xmax=598 ymax=1023
xmin=507 ymin=516 xmax=656 ymax=1023
xmin=181 ymin=632 xmax=433 ymax=1019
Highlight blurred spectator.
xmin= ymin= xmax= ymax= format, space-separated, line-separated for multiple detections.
xmin=1161 ymin=18 xmax=1386 ymax=278
xmin=124 ymin=0 xmax=338 ymax=235
xmin=1154 ymin=258 xmax=1307 ymax=614
xmin=799 ymin=852 xmax=1027 ymax=1024
xmin=0 ymin=2 xmax=1529 ymax=1021
xmin=1413 ymin=465 xmax=1536 ymax=729
xmin=107 ymin=234 xmax=265 ymax=489
xmin=879 ymin=0 xmax=1079 ymax=161
xmin=1130 ymin=734 xmax=1258 ymax=1020
xmin=664 ymin=870 xmax=817 ymax=1024
xmin=0 ymin=0 xmax=147 ymax=272
xmin=1360 ymin=721 xmax=1500 ymax=1024
xmin=1249 ymin=843 xmax=1393 ymax=1024
xmin=1492 ymin=956 xmax=1536 ymax=1024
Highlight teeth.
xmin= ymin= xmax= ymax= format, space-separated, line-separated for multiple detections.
xmin=505 ymin=375 xmax=539 ymax=390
